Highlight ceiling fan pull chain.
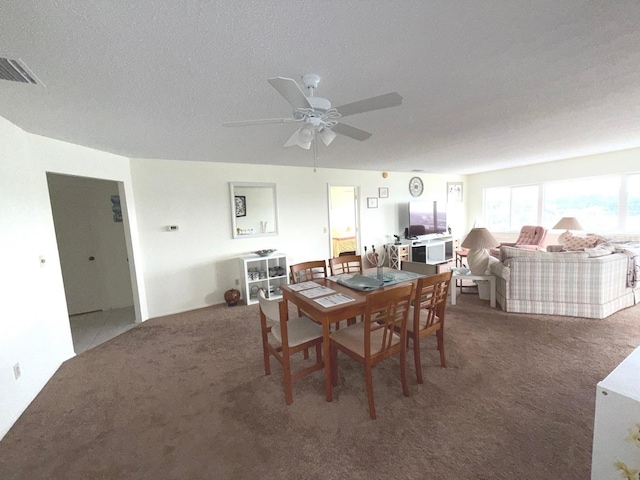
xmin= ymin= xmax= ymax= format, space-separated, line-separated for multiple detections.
xmin=313 ymin=130 xmax=318 ymax=173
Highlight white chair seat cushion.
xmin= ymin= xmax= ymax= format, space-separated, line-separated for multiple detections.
xmin=271 ymin=316 xmax=323 ymax=347
xmin=330 ymin=321 xmax=401 ymax=357
xmin=406 ymin=306 xmax=440 ymax=333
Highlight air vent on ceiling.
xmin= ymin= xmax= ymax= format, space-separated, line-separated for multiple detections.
xmin=0 ymin=57 xmax=42 ymax=85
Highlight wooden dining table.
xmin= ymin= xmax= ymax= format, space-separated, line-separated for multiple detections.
xmin=280 ymin=268 xmax=424 ymax=402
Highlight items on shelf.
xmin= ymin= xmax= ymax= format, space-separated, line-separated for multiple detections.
xmin=239 ymin=252 xmax=288 ymax=305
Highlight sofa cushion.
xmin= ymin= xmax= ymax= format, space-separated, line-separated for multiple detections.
xmin=500 ymin=246 xmax=588 ymax=262
xmin=563 ymin=233 xmax=599 ymax=251
xmin=585 ymin=244 xmax=615 ymax=257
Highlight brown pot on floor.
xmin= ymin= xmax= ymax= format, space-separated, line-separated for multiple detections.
xmin=224 ymin=289 xmax=241 ymax=306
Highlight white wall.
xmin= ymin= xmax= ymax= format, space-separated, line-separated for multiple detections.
xmin=466 ymin=147 xmax=640 ymax=237
xmin=0 ymin=113 xmax=466 ymax=439
xmin=130 ymin=158 xmax=466 ymax=318
xmin=0 ymin=117 xmax=146 ymax=440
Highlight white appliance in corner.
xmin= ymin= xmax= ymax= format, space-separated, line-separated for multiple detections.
xmin=591 ymin=346 xmax=640 ymax=479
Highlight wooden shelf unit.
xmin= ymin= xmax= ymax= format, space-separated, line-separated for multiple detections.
xmin=388 ymin=244 xmax=410 ymax=269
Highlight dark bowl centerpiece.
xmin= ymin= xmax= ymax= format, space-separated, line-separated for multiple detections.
xmin=253 ymin=249 xmax=276 ymax=257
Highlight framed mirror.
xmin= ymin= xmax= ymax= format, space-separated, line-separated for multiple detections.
xmin=229 ymin=182 xmax=279 ymax=239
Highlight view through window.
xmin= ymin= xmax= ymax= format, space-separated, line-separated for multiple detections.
xmin=484 ymin=174 xmax=639 ymax=234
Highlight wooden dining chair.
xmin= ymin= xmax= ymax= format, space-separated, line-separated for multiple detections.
xmin=328 ymin=254 xmax=363 ymax=326
xmin=289 ymin=259 xmax=331 ymax=333
xmin=329 ymin=283 xmax=414 ymax=419
xmin=290 ymin=260 xmax=327 ymax=284
xmin=257 ymin=289 xmax=324 ymax=405
xmin=404 ymin=271 xmax=452 ymax=384
xmin=328 ymin=254 xmax=363 ymax=276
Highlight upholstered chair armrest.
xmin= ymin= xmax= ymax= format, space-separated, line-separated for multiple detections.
xmin=514 ymin=245 xmax=543 ymax=251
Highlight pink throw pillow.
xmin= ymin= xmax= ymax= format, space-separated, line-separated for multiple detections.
xmin=563 ymin=234 xmax=598 ymax=251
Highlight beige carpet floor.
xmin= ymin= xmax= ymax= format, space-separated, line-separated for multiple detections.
xmin=1 ymin=295 xmax=639 ymax=479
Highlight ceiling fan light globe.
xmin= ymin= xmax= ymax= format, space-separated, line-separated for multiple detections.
xmin=298 ymin=126 xmax=315 ymax=143
xmin=319 ymin=128 xmax=336 ymax=146
xmin=283 ymin=130 xmax=301 ymax=147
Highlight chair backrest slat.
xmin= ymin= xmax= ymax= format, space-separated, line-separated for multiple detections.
xmin=329 ymin=255 xmax=363 ymax=276
xmin=364 ymin=283 xmax=413 ymax=358
xmin=290 ymin=260 xmax=327 ymax=284
xmin=414 ymin=271 xmax=452 ymax=329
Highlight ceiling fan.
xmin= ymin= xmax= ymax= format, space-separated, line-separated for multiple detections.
xmin=223 ymin=74 xmax=403 ymax=150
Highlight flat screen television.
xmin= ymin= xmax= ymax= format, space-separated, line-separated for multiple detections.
xmin=408 ymin=201 xmax=447 ymax=236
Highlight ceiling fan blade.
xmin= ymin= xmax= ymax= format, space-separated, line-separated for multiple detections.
xmin=335 ymin=92 xmax=403 ymax=118
xmin=332 ymin=122 xmax=372 ymax=141
xmin=222 ymin=118 xmax=300 ymax=127
xmin=268 ymin=77 xmax=312 ymax=110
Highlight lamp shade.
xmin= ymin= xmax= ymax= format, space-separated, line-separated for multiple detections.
xmin=283 ymin=126 xmax=313 ymax=149
xmin=461 ymin=228 xmax=500 ymax=250
xmin=552 ymin=217 xmax=583 ymax=231
xmin=318 ymin=127 xmax=336 ymax=146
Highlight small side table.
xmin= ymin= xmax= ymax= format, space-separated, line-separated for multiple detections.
xmin=450 ymin=272 xmax=496 ymax=307
xmin=455 ymin=249 xmax=468 ymax=267
xmin=454 ymin=249 xmax=470 ymax=290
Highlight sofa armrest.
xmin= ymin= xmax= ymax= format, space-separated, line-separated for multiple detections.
xmin=489 ymin=260 xmax=510 ymax=281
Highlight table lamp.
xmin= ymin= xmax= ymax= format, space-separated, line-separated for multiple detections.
xmin=553 ymin=217 xmax=583 ymax=244
xmin=460 ymin=227 xmax=500 ymax=275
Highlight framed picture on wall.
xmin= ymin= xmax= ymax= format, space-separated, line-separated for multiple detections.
xmin=367 ymin=197 xmax=378 ymax=208
xmin=447 ymin=182 xmax=463 ymax=203
xmin=235 ymin=195 xmax=246 ymax=217
xmin=110 ymin=195 xmax=122 ymax=222
xmin=378 ymin=187 xmax=389 ymax=198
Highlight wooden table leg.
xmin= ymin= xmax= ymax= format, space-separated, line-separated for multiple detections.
xmin=450 ymin=277 xmax=457 ymax=305
xmin=322 ymin=321 xmax=333 ymax=402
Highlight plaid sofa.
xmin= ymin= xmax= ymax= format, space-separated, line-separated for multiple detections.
xmin=488 ymin=247 xmax=639 ymax=319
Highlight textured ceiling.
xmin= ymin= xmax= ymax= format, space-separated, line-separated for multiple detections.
xmin=1 ymin=1 xmax=640 ymax=174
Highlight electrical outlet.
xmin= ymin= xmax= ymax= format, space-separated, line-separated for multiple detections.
xmin=13 ymin=363 xmax=21 ymax=380
xmin=235 ymin=279 xmax=239 ymax=286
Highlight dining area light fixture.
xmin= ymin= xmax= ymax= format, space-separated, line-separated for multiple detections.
xmin=460 ymin=227 xmax=500 ymax=275
xmin=284 ymin=123 xmax=336 ymax=150
xmin=552 ymin=217 xmax=583 ymax=244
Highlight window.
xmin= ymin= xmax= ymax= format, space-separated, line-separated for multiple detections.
xmin=484 ymin=185 xmax=538 ymax=231
xmin=543 ymin=177 xmax=619 ymax=233
xmin=484 ymin=187 xmax=510 ymax=231
xmin=483 ymin=173 xmax=639 ymax=234
xmin=628 ymin=174 xmax=640 ymax=231
xmin=511 ymin=185 xmax=538 ymax=228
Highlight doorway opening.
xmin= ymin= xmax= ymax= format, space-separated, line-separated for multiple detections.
xmin=328 ymin=185 xmax=360 ymax=258
xmin=47 ymin=173 xmax=137 ymax=354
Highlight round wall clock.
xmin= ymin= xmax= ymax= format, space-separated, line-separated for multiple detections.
xmin=409 ymin=176 xmax=424 ymax=197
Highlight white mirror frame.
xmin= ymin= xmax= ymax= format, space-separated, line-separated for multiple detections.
xmin=229 ymin=182 xmax=279 ymax=239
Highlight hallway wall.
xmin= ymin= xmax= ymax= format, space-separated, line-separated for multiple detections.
xmin=0 ymin=117 xmax=146 ymax=439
